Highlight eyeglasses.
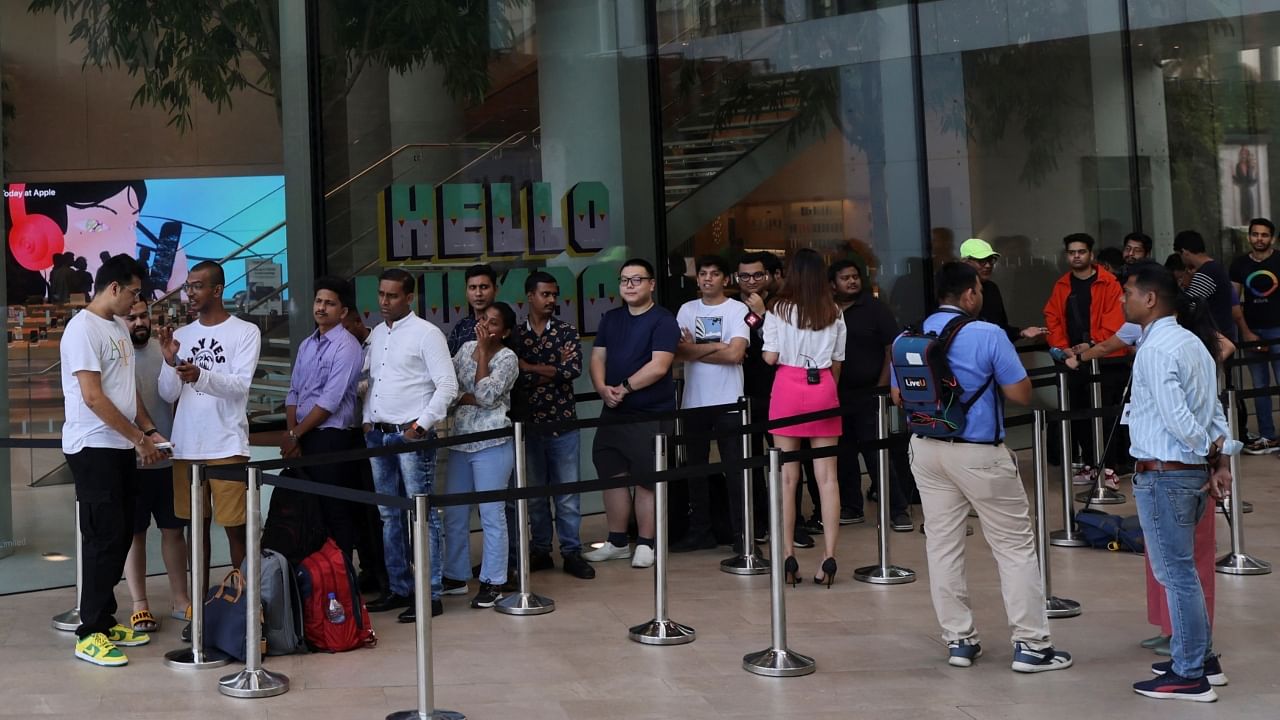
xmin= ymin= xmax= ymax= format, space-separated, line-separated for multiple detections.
xmin=117 ymin=284 xmax=143 ymax=298
xmin=738 ymin=272 xmax=769 ymax=282
xmin=182 ymin=282 xmax=209 ymax=293
xmin=972 ymin=257 xmax=997 ymax=267
xmin=618 ymin=276 xmax=653 ymax=287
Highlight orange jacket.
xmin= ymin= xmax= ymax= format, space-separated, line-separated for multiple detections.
xmin=1043 ymin=266 xmax=1126 ymax=357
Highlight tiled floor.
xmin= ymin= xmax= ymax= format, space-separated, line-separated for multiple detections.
xmin=1 ymin=449 xmax=1278 ymax=719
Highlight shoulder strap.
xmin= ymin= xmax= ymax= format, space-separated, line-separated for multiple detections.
xmin=938 ymin=311 xmax=1001 ymax=442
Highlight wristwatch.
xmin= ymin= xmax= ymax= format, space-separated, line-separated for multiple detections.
xmin=143 ymin=428 xmax=159 ymax=437
xmin=622 ymin=378 xmax=634 ymax=393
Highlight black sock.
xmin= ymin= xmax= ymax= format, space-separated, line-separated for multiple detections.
xmin=636 ymin=537 xmax=654 ymax=549
xmin=607 ymin=532 xmax=629 ymax=548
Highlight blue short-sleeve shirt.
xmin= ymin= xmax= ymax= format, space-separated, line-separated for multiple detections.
xmin=595 ymin=304 xmax=680 ymax=413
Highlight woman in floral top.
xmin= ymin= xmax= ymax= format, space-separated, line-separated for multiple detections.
xmin=441 ymin=302 xmax=520 ymax=609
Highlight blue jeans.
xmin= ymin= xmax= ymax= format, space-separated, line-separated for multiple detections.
xmin=366 ymin=428 xmax=443 ymax=600
xmin=1248 ymin=326 xmax=1280 ymax=438
xmin=525 ymin=430 xmax=583 ymax=556
xmin=1133 ymin=469 xmax=1213 ymax=678
xmin=443 ymin=441 xmax=514 ymax=585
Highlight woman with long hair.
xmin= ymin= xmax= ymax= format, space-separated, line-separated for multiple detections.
xmin=762 ymin=248 xmax=847 ymax=586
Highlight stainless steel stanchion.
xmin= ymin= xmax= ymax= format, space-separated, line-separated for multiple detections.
xmin=1217 ymin=497 xmax=1253 ymax=514
xmin=722 ymin=396 xmax=768 ymax=575
xmin=389 ymin=495 xmax=464 ymax=720
xmin=1216 ymin=389 xmax=1272 ymax=576
xmin=1050 ymin=377 xmax=1089 ymax=548
xmin=1033 ymin=411 xmax=1082 ymax=618
xmin=629 ymin=433 xmax=695 ymax=645
xmin=855 ymin=395 xmax=915 ymax=584
xmin=1078 ymin=359 xmax=1124 ymax=505
xmin=166 ymin=463 xmax=231 ymax=670
xmin=743 ymin=447 xmax=816 ymax=677
xmin=220 ymin=467 xmax=289 ymax=697
xmin=496 ymin=422 xmax=554 ymax=615
xmin=50 ymin=501 xmax=83 ymax=631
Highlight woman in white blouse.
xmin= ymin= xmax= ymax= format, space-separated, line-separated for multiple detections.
xmin=442 ymin=302 xmax=520 ymax=610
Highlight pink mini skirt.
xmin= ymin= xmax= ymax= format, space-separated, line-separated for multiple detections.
xmin=769 ymin=365 xmax=842 ymax=438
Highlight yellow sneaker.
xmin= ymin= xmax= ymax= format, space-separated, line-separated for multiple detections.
xmin=75 ymin=633 xmax=128 ymax=667
xmin=106 ymin=624 xmax=151 ymax=647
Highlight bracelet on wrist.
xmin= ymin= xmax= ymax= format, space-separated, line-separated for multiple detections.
xmin=144 ymin=428 xmax=159 ymax=437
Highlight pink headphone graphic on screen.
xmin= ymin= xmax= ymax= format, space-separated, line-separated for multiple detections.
xmin=7 ymin=183 xmax=65 ymax=270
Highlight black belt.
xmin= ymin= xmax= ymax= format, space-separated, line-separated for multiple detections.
xmin=916 ymin=435 xmax=1004 ymax=447
xmin=370 ymin=421 xmax=415 ymax=433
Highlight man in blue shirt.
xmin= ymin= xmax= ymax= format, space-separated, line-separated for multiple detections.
xmin=892 ymin=262 xmax=1072 ymax=674
xmin=1122 ymin=262 xmax=1239 ymax=702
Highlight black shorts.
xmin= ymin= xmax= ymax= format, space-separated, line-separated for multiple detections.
xmin=134 ymin=466 xmax=186 ymax=533
xmin=591 ymin=411 xmax=673 ymax=488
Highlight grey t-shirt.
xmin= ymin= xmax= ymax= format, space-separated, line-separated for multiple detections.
xmin=134 ymin=338 xmax=174 ymax=468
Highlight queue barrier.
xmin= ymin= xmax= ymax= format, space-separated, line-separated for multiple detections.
xmin=1217 ymin=388 xmax=1272 ymax=576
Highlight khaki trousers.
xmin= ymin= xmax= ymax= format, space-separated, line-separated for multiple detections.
xmin=910 ymin=436 xmax=1052 ymax=650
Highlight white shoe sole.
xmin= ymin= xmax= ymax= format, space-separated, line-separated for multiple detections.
xmin=109 ymin=635 xmax=150 ymax=647
xmin=1011 ymin=656 xmax=1073 ymax=673
xmin=949 ymin=647 xmax=982 ymax=667
xmin=75 ymin=650 xmax=128 ymax=667
xmin=582 ymin=545 xmax=632 ymax=562
xmin=1134 ymin=687 xmax=1218 ymax=702
xmin=440 ymin=583 xmax=469 ymax=596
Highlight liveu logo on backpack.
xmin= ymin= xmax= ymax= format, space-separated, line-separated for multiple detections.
xmin=892 ymin=310 xmax=995 ymax=441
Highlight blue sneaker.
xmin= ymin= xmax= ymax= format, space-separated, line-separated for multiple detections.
xmin=948 ymin=639 xmax=982 ymax=667
xmin=1152 ymin=655 xmax=1228 ymax=686
xmin=1010 ymin=641 xmax=1073 ymax=673
xmin=1133 ymin=672 xmax=1217 ymax=702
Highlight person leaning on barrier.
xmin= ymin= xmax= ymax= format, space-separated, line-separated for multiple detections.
xmin=60 ymin=254 xmax=169 ymax=666
xmin=448 ymin=263 xmax=499 ymax=355
xmin=584 ymin=257 xmax=680 ymax=569
xmin=1121 ymin=261 xmax=1240 ymax=702
xmin=511 ymin=271 xmax=595 ymax=580
xmin=960 ymin=238 xmax=1047 ymax=344
xmin=280 ymin=277 xmax=364 ymax=556
xmin=672 ymin=254 xmax=749 ymax=553
xmin=893 ymin=261 xmax=1073 ymax=674
xmin=363 ymin=268 xmax=458 ymax=621
xmin=121 ymin=298 xmax=189 ymax=635
xmin=442 ymin=302 xmax=520 ymax=610
xmin=1228 ymin=217 xmax=1280 ymax=454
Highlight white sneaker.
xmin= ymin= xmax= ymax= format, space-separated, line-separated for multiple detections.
xmin=631 ymin=545 xmax=655 ymax=568
xmin=582 ymin=542 xmax=631 ymax=562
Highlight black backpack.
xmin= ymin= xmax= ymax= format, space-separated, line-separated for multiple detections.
xmin=261 ymin=468 xmax=328 ymax=566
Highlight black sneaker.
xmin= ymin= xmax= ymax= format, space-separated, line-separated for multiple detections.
xmin=840 ymin=508 xmax=864 ymax=525
xmin=441 ymin=577 xmax=469 ymax=596
xmin=670 ymin=531 xmax=717 ymax=553
xmin=799 ymin=517 xmax=823 ymax=536
xmin=530 ymin=551 xmax=555 ymax=572
xmin=1133 ymin=672 xmax=1217 ymax=702
xmin=891 ymin=513 xmax=914 ymax=532
xmin=793 ymin=528 xmax=815 ymax=549
xmin=1152 ymin=655 xmax=1227 ymax=686
xmin=470 ymin=582 xmax=502 ymax=609
xmin=366 ymin=592 xmax=413 ymax=612
xmin=432 ymin=599 xmax=443 ymax=617
xmin=562 ymin=551 xmax=596 ymax=580
xmin=1010 ymin=641 xmax=1073 ymax=673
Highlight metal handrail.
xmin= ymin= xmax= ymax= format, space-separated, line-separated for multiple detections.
xmin=324 ymin=136 xmax=521 ymax=198
xmin=150 ymin=219 xmax=287 ymax=306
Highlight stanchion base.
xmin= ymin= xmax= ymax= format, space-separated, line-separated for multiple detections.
xmin=720 ymin=552 xmax=770 ymax=575
xmin=218 ymin=667 xmax=290 ymax=698
xmin=852 ymin=564 xmax=916 ymax=585
xmin=164 ymin=647 xmax=232 ymax=670
xmin=1048 ymin=530 xmax=1090 ymax=548
xmin=628 ymin=619 xmax=696 ymax=645
xmin=50 ymin=609 xmax=80 ymax=632
xmin=1217 ymin=500 xmax=1254 ymax=515
xmin=1046 ymin=596 xmax=1082 ymax=619
xmin=387 ymin=710 xmax=465 ymax=720
xmin=742 ymin=647 xmax=816 ymax=677
xmin=1074 ymin=488 xmax=1125 ymax=504
xmin=1215 ymin=553 xmax=1272 ymax=576
xmin=494 ymin=592 xmax=555 ymax=616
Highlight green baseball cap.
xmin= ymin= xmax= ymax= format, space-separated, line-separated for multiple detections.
xmin=959 ymin=238 xmax=1000 ymax=260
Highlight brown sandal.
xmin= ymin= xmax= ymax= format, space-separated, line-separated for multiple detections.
xmin=130 ymin=609 xmax=158 ymax=632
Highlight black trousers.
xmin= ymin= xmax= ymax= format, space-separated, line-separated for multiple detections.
xmin=65 ymin=447 xmax=138 ymax=638
xmin=348 ymin=428 xmax=388 ymax=590
xmin=838 ymin=394 xmax=911 ymax=517
xmin=299 ymin=428 xmax=359 ymax=556
xmin=683 ymin=412 xmax=743 ymax=541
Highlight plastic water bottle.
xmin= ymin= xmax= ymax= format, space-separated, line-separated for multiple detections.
xmin=326 ymin=593 xmax=346 ymax=624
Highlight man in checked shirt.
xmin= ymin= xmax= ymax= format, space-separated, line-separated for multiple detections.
xmin=510 ymin=271 xmax=595 ymax=580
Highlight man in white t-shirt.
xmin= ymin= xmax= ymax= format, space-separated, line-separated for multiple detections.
xmin=672 ymin=255 xmax=750 ymax=553
xmin=60 ymin=254 xmax=169 ymax=667
xmin=158 ymin=261 xmax=261 ymax=593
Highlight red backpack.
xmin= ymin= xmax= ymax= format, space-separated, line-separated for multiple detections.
xmin=296 ymin=539 xmax=376 ymax=652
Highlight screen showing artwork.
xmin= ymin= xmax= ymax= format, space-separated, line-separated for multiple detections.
xmin=4 ymin=175 xmax=286 ymax=306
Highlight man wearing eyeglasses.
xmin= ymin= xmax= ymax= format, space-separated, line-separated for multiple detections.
xmin=961 ymin=238 xmax=1047 ymax=343
xmin=584 ymin=258 xmax=680 ymax=569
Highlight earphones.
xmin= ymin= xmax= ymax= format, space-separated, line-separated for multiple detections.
xmin=7 ymin=183 xmax=63 ymax=270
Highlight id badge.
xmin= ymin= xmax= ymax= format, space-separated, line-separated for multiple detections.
xmin=1120 ymin=403 xmax=1132 ymax=425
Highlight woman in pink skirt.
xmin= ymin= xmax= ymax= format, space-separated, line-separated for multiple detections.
xmin=762 ymin=249 xmax=847 ymax=586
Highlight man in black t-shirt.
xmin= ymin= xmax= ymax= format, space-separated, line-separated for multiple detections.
xmin=1230 ymin=218 xmax=1280 ymax=452
xmin=1176 ymin=230 xmax=1238 ymax=342
xmin=960 ymin=238 xmax=1046 ymax=343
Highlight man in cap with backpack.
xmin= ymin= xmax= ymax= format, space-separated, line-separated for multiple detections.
xmin=891 ymin=262 xmax=1073 ymax=674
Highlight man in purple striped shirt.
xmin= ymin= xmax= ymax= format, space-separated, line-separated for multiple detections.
xmin=282 ymin=276 xmax=364 ymax=554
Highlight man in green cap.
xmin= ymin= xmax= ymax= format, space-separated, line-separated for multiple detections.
xmin=960 ymin=238 xmax=1047 ymax=343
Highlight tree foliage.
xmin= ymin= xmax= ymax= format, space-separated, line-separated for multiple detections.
xmin=27 ymin=0 xmax=496 ymax=131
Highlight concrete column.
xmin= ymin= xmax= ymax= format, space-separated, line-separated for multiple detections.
xmin=1085 ymin=8 xmax=1138 ymax=247
xmin=279 ymin=0 xmax=318 ymax=356
xmin=1131 ymin=47 xmax=1174 ymax=251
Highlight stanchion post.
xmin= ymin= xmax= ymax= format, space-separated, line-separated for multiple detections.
xmin=220 ymin=467 xmax=289 ymax=697
xmin=50 ymin=501 xmax=83 ymax=631
xmin=1033 ymin=411 xmax=1082 ymax=618
xmin=629 ymin=433 xmax=695 ymax=645
xmin=1079 ymin=359 xmax=1124 ymax=505
xmin=1216 ymin=389 xmax=1272 ymax=576
xmin=722 ymin=396 xmax=768 ymax=575
xmin=388 ymin=494 xmax=464 ymax=720
xmin=743 ymin=447 xmax=815 ymax=676
xmin=1050 ymin=375 xmax=1088 ymax=548
xmin=497 ymin=422 xmax=555 ymax=615
xmin=165 ymin=463 xmax=231 ymax=669
xmin=855 ymin=395 xmax=915 ymax=584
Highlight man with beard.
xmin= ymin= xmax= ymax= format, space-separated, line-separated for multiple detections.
xmin=1123 ymin=232 xmax=1153 ymax=265
xmin=960 ymin=238 xmax=1046 ymax=343
xmin=1229 ymin=218 xmax=1280 ymax=453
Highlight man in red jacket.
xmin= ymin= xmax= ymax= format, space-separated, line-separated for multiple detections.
xmin=1044 ymin=233 xmax=1126 ymax=488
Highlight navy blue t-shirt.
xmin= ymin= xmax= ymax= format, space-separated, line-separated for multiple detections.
xmin=595 ymin=304 xmax=680 ymax=413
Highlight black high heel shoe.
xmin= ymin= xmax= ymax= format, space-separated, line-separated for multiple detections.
xmin=813 ymin=557 xmax=837 ymax=588
xmin=784 ymin=556 xmax=799 ymax=588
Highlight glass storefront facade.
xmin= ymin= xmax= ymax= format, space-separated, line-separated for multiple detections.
xmin=2 ymin=0 xmax=1278 ymax=593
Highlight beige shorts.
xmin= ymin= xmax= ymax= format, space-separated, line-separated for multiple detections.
xmin=172 ymin=457 xmax=250 ymax=527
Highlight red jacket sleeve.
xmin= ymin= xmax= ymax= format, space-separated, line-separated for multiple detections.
xmin=1044 ymin=281 xmax=1069 ymax=350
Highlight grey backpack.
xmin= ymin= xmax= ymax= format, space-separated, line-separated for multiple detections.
xmin=259 ymin=548 xmax=307 ymax=655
